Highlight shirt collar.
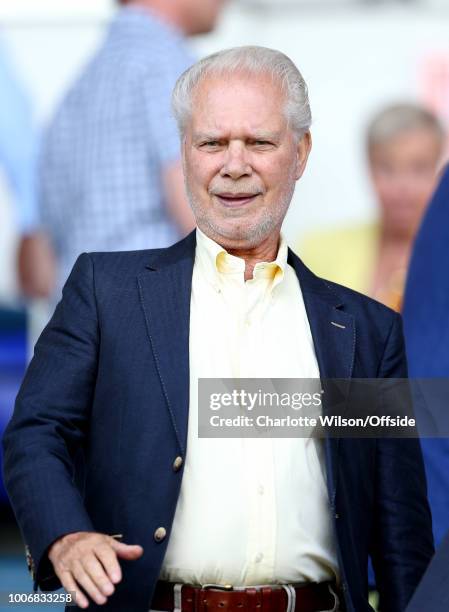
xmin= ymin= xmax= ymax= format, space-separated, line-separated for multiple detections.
xmin=195 ymin=227 xmax=287 ymax=289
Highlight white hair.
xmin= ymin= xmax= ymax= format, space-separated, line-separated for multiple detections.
xmin=171 ymin=45 xmax=312 ymax=138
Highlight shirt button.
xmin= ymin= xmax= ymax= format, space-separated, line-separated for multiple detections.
xmin=245 ymin=318 xmax=251 ymax=327
xmin=257 ymin=485 xmax=264 ymax=495
xmin=255 ymin=553 xmax=263 ymax=563
xmin=154 ymin=527 xmax=167 ymax=542
xmin=173 ymin=456 xmax=183 ymax=472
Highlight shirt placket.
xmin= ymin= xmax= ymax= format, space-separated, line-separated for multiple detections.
xmin=241 ymin=278 xmax=276 ymax=584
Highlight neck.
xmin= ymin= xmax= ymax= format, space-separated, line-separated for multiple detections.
xmin=378 ymin=224 xmax=413 ymax=251
xmin=127 ymin=0 xmax=186 ymax=34
xmin=227 ymin=236 xmax=281 ymax=282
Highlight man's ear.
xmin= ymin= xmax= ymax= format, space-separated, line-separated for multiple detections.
xmin=294 ymin=131 xmax=312 ymax=180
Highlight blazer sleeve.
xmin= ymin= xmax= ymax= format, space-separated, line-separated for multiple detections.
xmin=2 ymin=253 xmax=99 ymax=591
xmin=371 ymin=312 xmax=434 ymax=612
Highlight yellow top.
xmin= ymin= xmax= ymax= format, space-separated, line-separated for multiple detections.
xmin=297 ymin=222 xmax=406 ymax=311
xmin=297 ymin=222 xmax=379 ymax=296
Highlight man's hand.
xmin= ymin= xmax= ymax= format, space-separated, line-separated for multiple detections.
xmin=17 ymin=232 xmax=56 ymax=298
xmin=48 ymin=531 xmax=143 ymax=608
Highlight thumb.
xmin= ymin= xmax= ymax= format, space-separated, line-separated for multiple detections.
xmin=111 ymin=541 xmax=144 ymax=560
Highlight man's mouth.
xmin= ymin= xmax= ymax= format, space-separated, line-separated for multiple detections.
xmin=214 ymin=192 xmax=260 ymax=207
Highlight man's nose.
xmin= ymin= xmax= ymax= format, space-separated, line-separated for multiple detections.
xmin=220 ymin=142 xmax=252 ymax=179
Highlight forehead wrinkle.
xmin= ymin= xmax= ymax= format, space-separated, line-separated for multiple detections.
xmin=193 ymin=128 xmax=282 ymax=140
xmin=192 ymin=114 xmax=285 ymax=139
xmin=189 ymin=89 xmax=289 ymax=144
xmin=192 ymin=76 xmax=287 ymax=125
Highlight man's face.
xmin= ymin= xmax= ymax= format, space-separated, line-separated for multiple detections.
xmin=178 ymin=0 xmax=227 ymax=35
xmin=369 ymin=128 xmax=442 ymax=239
xmin=182 ymin=72 xmax=311 ymax=250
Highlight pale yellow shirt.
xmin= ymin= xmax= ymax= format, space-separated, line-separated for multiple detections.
xmin=160 ymin=228 xmax=339 ymax=586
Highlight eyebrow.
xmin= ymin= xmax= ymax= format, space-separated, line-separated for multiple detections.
xmin=250 ymin=132 xmax=281 ymax=141
xmin=193 ymin=133 xmax=222 ymax=142
xmin=192 ymin=131 xmax=282 ymax=142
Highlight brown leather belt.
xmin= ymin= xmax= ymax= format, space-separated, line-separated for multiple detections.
xmin=151 ymin=580 xmax=338 ymax=612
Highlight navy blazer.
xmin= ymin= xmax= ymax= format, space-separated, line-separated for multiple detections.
xmin=2 ymin=231 xmax=433 ymax=612
xmin=406 ymin=530 xmax=449 ymax=612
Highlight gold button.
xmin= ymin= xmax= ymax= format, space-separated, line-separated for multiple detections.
xmin=173 ymin=456 xmax=183 ymax=472
xmin=154 ymin=527 xmax=167 ymax=542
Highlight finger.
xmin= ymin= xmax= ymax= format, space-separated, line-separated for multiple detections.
xmin=83 ymin=554 xmax=115 ymax=596
xmin=111 ymin=541 xmax=144 ymax=560
xmin=59 ymin=570 xmax=90 ymax=610
xmin=72 ymin=559 xmax=108 ymax=606
xmin=96 ymin=544 xmax=122 ymax=584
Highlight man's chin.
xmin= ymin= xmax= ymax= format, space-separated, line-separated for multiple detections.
xmin=204 ymin=220 xmax=267 ymax=249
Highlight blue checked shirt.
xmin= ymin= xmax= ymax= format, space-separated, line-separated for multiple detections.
xmin=39 ymin=6 xmax=195 ymax=297
xmin=0 ymin=36 xmax=38 ymax=233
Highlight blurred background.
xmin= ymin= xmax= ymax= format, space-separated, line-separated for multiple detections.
xmin=1 ymin=0 xmax=449 ymax=609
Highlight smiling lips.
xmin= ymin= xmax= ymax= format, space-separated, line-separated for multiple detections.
xmin=214 ymin=192 xmax=260 ymax=207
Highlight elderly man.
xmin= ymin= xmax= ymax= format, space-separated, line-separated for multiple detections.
xmin=3 ymin=47 xmax=432 ymax=612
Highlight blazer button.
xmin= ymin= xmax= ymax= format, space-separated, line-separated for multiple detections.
xmin=173 ymin=456 xmax=183 ymax=472
xmin=154 ymin=527 xmax=167 ymax=542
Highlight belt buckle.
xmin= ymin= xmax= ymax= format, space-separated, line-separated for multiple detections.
xmin=201 ymin=584 xmax=234 ymax=591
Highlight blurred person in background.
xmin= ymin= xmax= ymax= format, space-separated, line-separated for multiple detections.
xmin=0 ymin=35 xmax=54 ymax=300
xmin=406 ymin=532 xmax=449 ymax=612
xmin=403 ymin=164 xmax=449 ymax=612
xmin=39 ymin=0 xmax=227 ymax=305
xmin=298 ymin=103 xmax=445 ymax=311
xmin=403 ymin=163 xmax=449 ymax=558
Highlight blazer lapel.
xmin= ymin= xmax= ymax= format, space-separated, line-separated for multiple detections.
xmin=137 ymin=232 xmax=196 ymax=456
xmin=288 ymin=249 xmax=356 ymax=508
